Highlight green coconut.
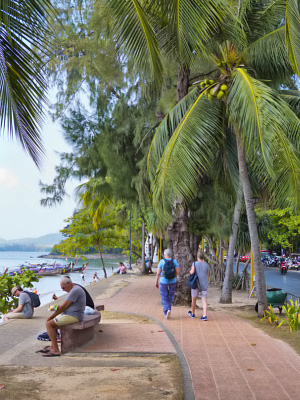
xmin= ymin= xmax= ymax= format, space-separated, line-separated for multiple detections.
xmin=220 ymin=84 xmax=228 ymax=92
xmin=208 ymin=94 xmax=213 ymax=100
xmin=209 ymin=80 xmax=214 ymax=84
xmin=217 ymin=90 xmax=225 ymax=99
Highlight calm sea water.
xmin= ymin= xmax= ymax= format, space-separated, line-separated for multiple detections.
xmin=0 ymin=251 xmax=124 ymax=307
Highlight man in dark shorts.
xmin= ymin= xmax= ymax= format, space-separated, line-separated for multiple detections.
xmin=42 ymin=277 xmax=86 ymax=357
xmin=188 ymin=251 xmax=210 ymax=321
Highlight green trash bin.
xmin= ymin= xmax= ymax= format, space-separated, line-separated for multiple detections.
xmin=266 ymin=288 xmax=287 ymax=313
xmin=255 ymin=288 xmax=287 ymax=313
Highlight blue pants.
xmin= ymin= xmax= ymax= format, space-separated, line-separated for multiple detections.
xmin=160 ymin=283 xmax=176 ymax=315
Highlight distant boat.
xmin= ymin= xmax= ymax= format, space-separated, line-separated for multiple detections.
xmin=37 ymin=268 xmax=61 ymax=277
xmin=71 ymin=262 xmax=89 ymax=272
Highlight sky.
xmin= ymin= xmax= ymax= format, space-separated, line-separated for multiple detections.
xmin=0 ymin=105 xmax=79 ymax=240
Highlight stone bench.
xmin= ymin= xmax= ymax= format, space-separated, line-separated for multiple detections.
xmin=60 ymin=311 xmax=101 ymax=354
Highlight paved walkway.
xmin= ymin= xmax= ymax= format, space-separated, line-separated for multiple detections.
xmin=2 ymin=273 xmax=300 ymax=400
xmin=95 ymin=274 xmax=300 ymax=400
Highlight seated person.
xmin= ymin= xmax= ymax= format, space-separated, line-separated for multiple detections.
xmin=4 ymin=285 xmax=34 ymax=321
xmin=92 ymin=272 xmax=100 ymax=282
xmin=118 ymin=262 xmax=127 ymax=274
xmin=42 ymin=277 xmax=86 ymax=357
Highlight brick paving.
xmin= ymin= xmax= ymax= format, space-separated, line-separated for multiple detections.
xmin=2 ymin=273 xmax=300 ymax=399
xmin=94 ymin=274 xmax=300 ymax=400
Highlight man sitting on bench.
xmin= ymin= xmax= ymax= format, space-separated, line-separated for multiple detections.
xmin=41 ymin=277 xmax=86 ymax=357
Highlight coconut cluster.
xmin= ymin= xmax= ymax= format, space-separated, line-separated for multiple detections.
xmin=200 ymin=79 xmax=229 ymax=101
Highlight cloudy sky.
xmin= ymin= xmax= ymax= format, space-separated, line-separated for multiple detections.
xmin=0 ymin=111 xmax=78 ymax=240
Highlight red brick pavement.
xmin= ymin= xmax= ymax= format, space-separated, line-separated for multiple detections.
xmin=94 ymin=275 xmax=300 ymax=400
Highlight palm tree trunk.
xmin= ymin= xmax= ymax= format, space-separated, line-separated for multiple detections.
xmin=236 ymin=133 xmax=267 ymax=316
xmin=168 ymin=63 xmax=194 ymax=305
xmin=220 ymin=193 xmax=242 ymax=303
xmin=168 ymin=208 xmax=194 ymax=305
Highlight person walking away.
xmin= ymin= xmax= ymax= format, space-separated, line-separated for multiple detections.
xmin=4 ymin=285 xmax=34 ymax=320
xmin=81 ymin=271 xmax=85 ymax=283
xmin=188 ymin=251 xmax=210 ymax=321
xmin=156 ymin=249 xmax=179 ymax=319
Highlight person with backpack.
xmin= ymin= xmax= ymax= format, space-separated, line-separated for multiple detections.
xmin=4 ymin=285 xmax=34 ymax=320
xmin=188 ymin=251 xmax=210 ymax=321
xmin=155 ymin=249 xmax=179 ymax=319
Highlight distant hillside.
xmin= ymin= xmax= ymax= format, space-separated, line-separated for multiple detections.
xmin=0 ymin=233 xmax=64 ymax=251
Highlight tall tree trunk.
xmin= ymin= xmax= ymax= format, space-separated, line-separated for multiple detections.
xmin=97 ymin=244 xmax=107 ymax=278
xmin=220 ymin=193 xmax=242 ymax=303
xmin=177 ymin=63 xmax=190 ymax=102
xmin=236 ymin=133 xmax=267 ymax=316
xmin=168 ymin=63 xmax=194 ymax=305
xmin=168 ymin=208 xmax=194 ymax=305
xmin=190 ymin=233 xmax=201 ymax=259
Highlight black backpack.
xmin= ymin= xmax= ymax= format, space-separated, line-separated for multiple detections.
xmin=163 ymin=259 xmax=176 ymax=280
xmin=23 ymin=290 xmax=41 ymax=308
xmin=75 ymin=284 xmax=95 ymax=309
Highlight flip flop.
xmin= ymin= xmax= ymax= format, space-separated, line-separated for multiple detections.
xmin=36 ymin=346 xmax=51 ymax=353
xmin=43 ymin=352 xmax=61 ymax=357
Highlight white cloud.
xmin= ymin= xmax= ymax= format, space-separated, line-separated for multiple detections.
xmin=0 ymin=168 xmax=19 ymax=188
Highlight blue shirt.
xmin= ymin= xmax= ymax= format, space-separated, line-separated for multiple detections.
xmin=158 ymin=258 xmax=179 ymax=284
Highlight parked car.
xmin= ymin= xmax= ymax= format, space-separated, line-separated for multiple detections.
xmin=240 ymin=254 xmax=250 ymax=262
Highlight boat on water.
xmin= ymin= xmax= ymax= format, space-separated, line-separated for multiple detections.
xmin=71 ymin=262 xmax=89 ymax=272
xmin=0 ymin=261 xmax=89 ymax=277
xmin=36 ymin=268 xmax=62 ymax=276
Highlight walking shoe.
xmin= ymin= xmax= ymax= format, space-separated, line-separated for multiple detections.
xmin=166 ymin=310 xmax=171 ymax=319
xmin=200 ymin=316 xmax=207 ymax=321
xmin=188 ymin=311 xmax=195 ymax=318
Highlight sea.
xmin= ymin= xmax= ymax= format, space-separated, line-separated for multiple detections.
xmin=0 ymin=251 xmax=125 ymax=316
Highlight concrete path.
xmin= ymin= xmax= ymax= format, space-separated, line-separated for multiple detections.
xmin=97 ymin=274 xmax=300 ymax=400
xmin=2 ymin=273 xmax=300 ymax=400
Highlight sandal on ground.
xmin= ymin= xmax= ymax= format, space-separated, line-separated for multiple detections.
xmin=36 ymin=346 xmax=51 ymax=353
xmin=42 ymin=352 xmax=61 ymax=357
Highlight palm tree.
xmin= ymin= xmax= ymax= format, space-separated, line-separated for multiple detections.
xmin=148 ymin=47 xmax=300 ymax=317
xmin=0 ymin=1 xmax=52 ymax=166
xmin=107 ymin=0 xmax=300 ymax=315
xmin=107 ymin=0 xmax=228 ymax=289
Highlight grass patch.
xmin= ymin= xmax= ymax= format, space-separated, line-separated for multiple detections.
xmin=235 ymin=309 xmax=300 ymax=356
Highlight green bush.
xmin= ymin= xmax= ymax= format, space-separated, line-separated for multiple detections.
xmin=0 ymin=270 xmax=39 ymax=315
xmin=278 ymin=300 xmax=300 ymax=332
xmin=261 ymin=300 xmax=300 ymax=332
xmin=261 ymin=305 xmax=279 ymax=325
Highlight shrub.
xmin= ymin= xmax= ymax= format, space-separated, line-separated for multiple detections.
xmin=0 ymin=270 xmax=39 ymax=315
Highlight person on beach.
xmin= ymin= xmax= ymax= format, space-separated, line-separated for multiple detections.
xmin=188 ymin=251 xmax=210 ymax=321
xmin=156 ymin=249 xmax=179 ymax=319
xmin=3 ymin=285 xmax=34 ymax=321
xmin=93 ymin=272 xmax=100 ymax=282
xmin=117 ymin=262 xmax=126 ymax=274
xmin=81 ymin=271 xmax=85 ymax=283
xmin=41 ymin=277 xmax=86 ymax=357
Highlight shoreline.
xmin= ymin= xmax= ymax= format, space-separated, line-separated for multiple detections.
xmin=38 ymin=253 xmax=128 ymax=260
